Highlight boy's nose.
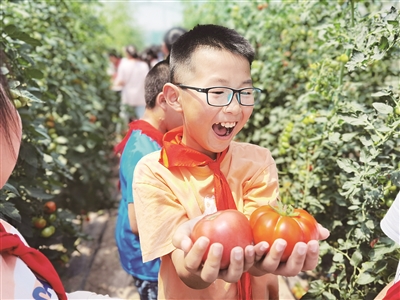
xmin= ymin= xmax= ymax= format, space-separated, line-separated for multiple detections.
xmin=223 ymin=93 xmax=241 ymax=114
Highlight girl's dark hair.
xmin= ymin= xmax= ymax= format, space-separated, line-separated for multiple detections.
xmin=0 ymin=50 xmax=19 ymax=158
xmin=125 ymin=45 xmax=139 ymax=59
xmin=144 ymin=60 xmax=170 ymax=109
xmin=170 ymin=24 xmax=255 ymax=83
xmin=163 ymin=27 xmax=187 ymax=54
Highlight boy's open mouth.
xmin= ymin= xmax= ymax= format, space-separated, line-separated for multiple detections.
xmin=213 ymin=122 xmax=236 ymax=137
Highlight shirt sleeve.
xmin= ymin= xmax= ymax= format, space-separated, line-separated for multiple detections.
xmin=133 ymin=154 xmax=190 ymax=263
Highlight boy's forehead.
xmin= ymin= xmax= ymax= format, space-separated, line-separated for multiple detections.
xmin=175 ymin=47 xmax=251 ymax=84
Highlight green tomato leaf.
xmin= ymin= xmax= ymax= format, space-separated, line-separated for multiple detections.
xmin=2 ymin=183 xmax=20 ymax=196
xmin=356 ymin=272 xmax=375 ymax=285
xmin=372 ymin=102 xmax=393 ymax=115
xmin=25 ymin=187 xmax=54 ymax=200
xmin=0 ymin=202 xmax=21 ymax=222
xmin=350 ymin=250 xmax=363 ymax=267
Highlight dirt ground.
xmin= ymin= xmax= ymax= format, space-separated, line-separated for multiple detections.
xmin=60 ymin=209 xmax=301 ymax=300
xmin=60 ymin=209 xmax=139 ymax=299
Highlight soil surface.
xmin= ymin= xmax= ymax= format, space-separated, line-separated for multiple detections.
xmin=60 ymin=208 xmax=301 ymax=300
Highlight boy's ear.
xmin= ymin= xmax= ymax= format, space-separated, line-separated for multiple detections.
xmin=163 ymin=83 xmax=182 ymax=111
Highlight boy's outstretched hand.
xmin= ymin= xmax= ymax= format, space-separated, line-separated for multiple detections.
xmin=172 ymin=217 xmax=330 ymax=288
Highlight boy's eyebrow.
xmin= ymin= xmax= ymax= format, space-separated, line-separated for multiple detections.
xmin=207 ymin=78 xmax=254 ymax=86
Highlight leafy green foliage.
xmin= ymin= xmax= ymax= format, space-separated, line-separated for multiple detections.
xmin=97 ymin=2 xmax=145 ymax=53
xmin=183 ymin=1 xmax=400 ymax=298
xmin=1 ymin=0 xmax=122 ymax=268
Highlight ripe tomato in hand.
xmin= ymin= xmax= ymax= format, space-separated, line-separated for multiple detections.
xmin=191 ymin=209 xmax=253 ymax=269
xmin=250 ymin=203 xmax=319 ymax=262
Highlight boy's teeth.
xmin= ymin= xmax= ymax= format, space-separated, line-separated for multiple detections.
xmin=219 ymin=122 xmax=235 ymax=128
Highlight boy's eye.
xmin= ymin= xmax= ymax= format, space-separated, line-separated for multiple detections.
xmin=209 ymin=89 xmax=227 ymax=95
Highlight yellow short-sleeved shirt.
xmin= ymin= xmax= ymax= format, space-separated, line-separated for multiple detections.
xmin=133 ymin=141 xmax=279 ymax=299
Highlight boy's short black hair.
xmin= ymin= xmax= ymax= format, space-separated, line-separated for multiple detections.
xmin=144 ymin=60 xmax=170 ymax=109
xmin=169 ymin=24 xmax=255 ymax=83
xmin=163 ymin=27 xmax=187 ymax=53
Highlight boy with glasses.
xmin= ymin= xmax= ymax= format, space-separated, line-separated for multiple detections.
xmin=133 ymin=24 xmax=330 ymax=299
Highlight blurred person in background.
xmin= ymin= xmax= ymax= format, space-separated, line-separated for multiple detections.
xmin=161 ymin=26 xmax=187 ymax=57
xmin=142 ymin=45 xmax=161 ymax=69
xmin=113 ymin=45 xmax=149 ymax=133
xmin=107 ymin=49 xmax=122 ymax=83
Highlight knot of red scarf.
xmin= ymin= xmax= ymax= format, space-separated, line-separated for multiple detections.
xmin=0 ymin=223 xmax=67 ymax=300
xmin=159 ymin=126 xmax=252 ymax=300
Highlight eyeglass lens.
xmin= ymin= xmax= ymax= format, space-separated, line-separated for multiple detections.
xmin=208 ymin=88 xmax=260 ymax=106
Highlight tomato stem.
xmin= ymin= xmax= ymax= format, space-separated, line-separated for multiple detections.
xmin=270 ymin=202 xmax=300 ymax=217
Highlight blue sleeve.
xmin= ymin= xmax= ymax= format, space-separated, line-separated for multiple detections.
xmin=119 ymin=131 xmax=161 ymax=204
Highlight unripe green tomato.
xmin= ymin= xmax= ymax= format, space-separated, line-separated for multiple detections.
xmin=14 ymin=99 xmax=22 ymax=109
xmin=395 ymin=106 xmax=400 ymax=115
xmin=281 ymin=135 xmax=290 ymax=143
xmin=48 ymin=213 xmax=57 ymax=223
xmin=386 ymin=199 xmax=394 ymax=208
xmin=302 ymin=117 xmax=310 ymax=125
xmin=308 ymin=114 xmax=316 ymax=124
xmin=41 ymin=225 xmax=55 ymax=238
xmin=286 ymin=122 xmax=294 ymax=131
xmin=337 ymin=54 xmax=349 ymax=63
xmin=281 ymin=142 xmax=290 ymax=149
xmin=299 ymin=146 xmax=307 ymax=153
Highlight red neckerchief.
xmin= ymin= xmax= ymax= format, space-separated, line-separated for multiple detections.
xmin=159 ymin=126 xmax=252 ymax=300
xmin=114 ymin=120 xmax=163 ymax=155
xmin=383 ymin=281 xmax=400 ymax=299
xmin=0 ymin=223 xmax=67 ymax=300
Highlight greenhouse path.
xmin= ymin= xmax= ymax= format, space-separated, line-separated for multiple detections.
xmin=60 ymin=208 xmax=302 ymax=299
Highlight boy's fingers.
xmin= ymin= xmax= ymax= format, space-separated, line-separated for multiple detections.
xmin=200 ymin=243 xmax=223 ymax=283
xmin=243 ymin=245 xmax=255 ymax=272
xmin=260 ymin=239 xmax=286 ymax=272
xmin=185 ymin=237 xmax=210 ymax=272
xmin=254 ymin=241 xmax=269 ymax=261
xmin=318 ymin=224 xmax=330 ymax=240
xmin=276 ymin=242 xmax=307 ymax=276
xmin=301 ymin=240 xmax=320 ymax=271
xmin=222 ymin=247 xmax=245 ymax=283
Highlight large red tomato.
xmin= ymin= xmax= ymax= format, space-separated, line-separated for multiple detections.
xmin=191 ymin=209 xmax=253 ymax=269
xmin=250 ymin=204 xmax=319 ymax=262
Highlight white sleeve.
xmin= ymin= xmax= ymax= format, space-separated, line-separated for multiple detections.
xmin=380 ymin=191 xmax=400 ymax=245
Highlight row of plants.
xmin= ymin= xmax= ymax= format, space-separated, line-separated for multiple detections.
xmin=0 ymin=0 xmax=123 ymax=269
xmin=183 ymin=1 xmax=399 ymax=299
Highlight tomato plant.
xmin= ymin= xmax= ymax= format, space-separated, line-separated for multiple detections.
xmin=183 ymin=1 xmax=399 ymax=298
xmin=44 ymin=201 xmax=57 ymax=214
xmin=250 ymin=203 xmax=319 ymax=262
xmin=191 ymin=209 xmax=253 ymax=269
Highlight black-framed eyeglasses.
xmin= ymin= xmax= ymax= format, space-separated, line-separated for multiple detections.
xmin=175 ymin=84 xmax=262 ymax=107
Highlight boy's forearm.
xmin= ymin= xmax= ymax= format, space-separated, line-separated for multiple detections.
xmin=171 ymin=249 xmax=212 ymax=290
